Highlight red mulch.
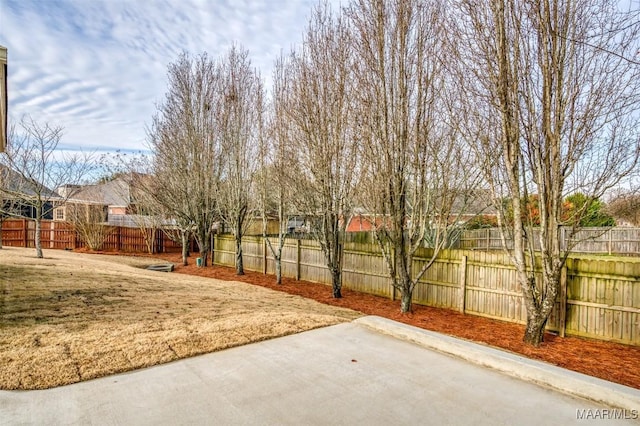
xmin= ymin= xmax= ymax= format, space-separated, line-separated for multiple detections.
xmin=141 ymin=252 xmax=640 ymax=389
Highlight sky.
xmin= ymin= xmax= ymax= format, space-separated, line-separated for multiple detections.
xmin=0 ymin=0 xmax=335 ymax=156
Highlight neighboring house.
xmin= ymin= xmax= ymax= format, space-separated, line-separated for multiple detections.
xmin=345 ymin=214 xmax=386 ymax=232
xmin=345 ymin=192 xmax=497 ymax=233
xmin=55 ymin=177 xmax=134 ymax=225
xmin=449 ymin=191 xmax=498 ymax=226
xmin=0 ymin=164 xmax=56 ymax=220
xmin=56 ymin=175 xmax=175 ymax=229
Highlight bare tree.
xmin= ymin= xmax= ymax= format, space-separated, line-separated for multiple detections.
xmin=122 ymin=172 xmax=166 ymax=254
xmin=114 ymin=152 xmax=194 ymax=265
xmin=347 ymin=0 xmax=478 ymax=313
xmin=260 ymin=52 xmax=297 ymax=284
xmin=287 ymin=3 xmax=358 ymax=298
xmin=607 ymin=191 xmax=640 ymax=226
xmin=93 ymin=162 xmax=164 ymax=254
xmin=149 ymin=52 xmax=223 ymax=266
xmin=146 ymin=162 xmax=195 ymax=265
xmin=0 ymin=116 xmax=94 ymax=258
xmin=66 ymin=202 xmax=114 ymax=251
xmin=215 ymin=45 xmax=264 ymax=275
xmin=454 ymin=0 xmax=640 ymax=345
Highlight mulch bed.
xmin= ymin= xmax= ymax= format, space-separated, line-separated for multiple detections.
xmin=147 ymin=253 xmax=640 ymax=390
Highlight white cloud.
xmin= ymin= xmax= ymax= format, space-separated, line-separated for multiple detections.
xmin=0 ymin=0 xmax=336 ymax=154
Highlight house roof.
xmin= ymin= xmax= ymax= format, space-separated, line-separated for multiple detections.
xmin=0 ymin=164 xmax=59 ymax=199
xmin=67 ymin=177 xmax=130 ymax=207
xmin=451 ymin=190 xmax=497 ymax=216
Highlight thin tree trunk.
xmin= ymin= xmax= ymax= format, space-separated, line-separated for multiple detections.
xmin=181 ymin=230 xmax=189 ymax=266
xmin=275 ymin=255 xmax=282 ymax=284
xmin=235 ymin=236 xmax=244 ymax=275
xmin=397 ymin=226 xmax=414 ymax=313
xmin=331 ymin=268 xmax=342 ymax=299
xmin=150 ymin=228 xmax=156 ymax=254
xmin=35 ymin=218 xmax=43 ymax=258
xmin=266 ymin=231 xmax=286 ymax=285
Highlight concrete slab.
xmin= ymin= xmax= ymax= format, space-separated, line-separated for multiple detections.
xmin=1 ymin=320 xmax=638 ymax=425
xmin=355 ymin=316 xmax=640 ymax=413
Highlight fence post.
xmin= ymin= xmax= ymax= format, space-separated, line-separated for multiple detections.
xmin=558 ymin=264 xmax=568 ymax=338
xmin=608 ymin=229 xmax=613 ymax=255
xmin=296 ymin=239 xmax=301 ymax=280
xmin=486 ymin=228 xmax=490 ymax=250
xmin=23 ymin=218 xmax=28 ymax=247
xmin=459 ymin=255 xmax=468 ymax=313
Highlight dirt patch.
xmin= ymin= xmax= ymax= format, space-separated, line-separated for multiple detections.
xmin=150 ymin=252 xmax=640 ymax=390
xmin=0 ymin=247 xmax=360 ymax=390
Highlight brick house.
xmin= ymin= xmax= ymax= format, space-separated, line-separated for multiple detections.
xmin=54 ymin=177 xmax=134 ymax=224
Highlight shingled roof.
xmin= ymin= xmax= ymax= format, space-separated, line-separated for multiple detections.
xmin=0 ymin=164 xmax=59 ymax=199
xmin=66 ymin=177 xmax=130 ymax=207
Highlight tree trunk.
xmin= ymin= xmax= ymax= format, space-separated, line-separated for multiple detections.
xmin=400 ymin=288 xmax=412 ymax=313
xmin=331 ymin=268 xmax=342 ymax=298
xmin=199 ymin=248 xmax=208 ymax=266
xmin=149 ymin=228 xmax=156 ymax=254
xmin=524 ymin=270 xmax=560 ymax=346
xmin=35 ymin=218 xmax=43 ymax=258
xmin=397 ymin=242 xmax=413 ymax=313
xmin=0 ymin=218 xmax=3 ymax=249
xmin=275 ymin=255 xmax=282 ymax=284
xmin=235 ymin=236 xmax=244 ymax=275
xmin=523 ymin=315 xmax=547 ymax=347
xmin=197 ymin=234 xmax=209 ymax=267
xmin=181 ymin=230 xmax=189 ymax=266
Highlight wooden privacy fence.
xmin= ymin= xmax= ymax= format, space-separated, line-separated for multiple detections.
xmin=458 ymin=227 xmax=640 ymax=256
xmin=3 ymin=219 xmax=638 ymax=346
xmin=213 ymin=234 xmax=640 ymax=346
xmin=0 ymin=219 xmax=184 ymax=253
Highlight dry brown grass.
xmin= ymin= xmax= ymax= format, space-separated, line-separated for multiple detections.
xmin=0 ymin=247 xmax=361 ymax=390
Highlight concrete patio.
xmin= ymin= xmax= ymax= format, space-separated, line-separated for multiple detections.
xmin=1 ymin=317 xmax=638 ymax=425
